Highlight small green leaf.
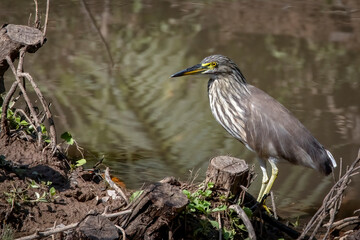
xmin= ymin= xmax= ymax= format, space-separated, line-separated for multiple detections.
xmin=61 ymin=131 xmax=74 ymax=145
xmin=242 ymin=207 xmax=253 ymax=218
xmin=223 ymin=228 xmax=236 ymax=240
xmin=182 ymin=189 xmax=191 ymax=198
xmin=130 ymin=190 xmax=143 ymax=202
xmin=209 ymin=220 xmax=219 ymax=229
xmin=204 ymin=189 xmax=212 ymax=197
xmin=212 ymin=205 xmax=227 ymax=212
xmin=207 ymin=182 xmax=214 ymax=189
xmin=49 ymin=187 xmax=56 ymax=196
xmin=75 ymin=159 xmax=86 ymax=167
xmin=40 ymin=124 xmax=47 ymax=134
xmin=30 ymin=180 xmax=40 ymax=188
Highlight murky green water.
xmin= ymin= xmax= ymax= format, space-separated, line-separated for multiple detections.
xmin=1 ymin=0 xmax=359 ymax=218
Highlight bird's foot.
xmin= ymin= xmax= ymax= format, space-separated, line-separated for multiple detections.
xmin=262 ymin=204 xmax=273 ymax=215
xmin=254 ymin=193 xmax=274 ymax=216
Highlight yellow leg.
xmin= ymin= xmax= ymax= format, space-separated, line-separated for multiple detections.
xmin=262 ymin=158 xmax=278 ymax=198
xmin=257 ymin=160 xmax=269 ymax=202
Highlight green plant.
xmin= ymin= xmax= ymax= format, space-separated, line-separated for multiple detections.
xmin=0 ymin=223 xmax=14 ymax=240
xmin=61 ymin=131 xmax=87 ymax=170
xmin=69 ymin=158 xmax=87 ymax=171
xmin=183 ymin=182 xmax=227 ymax=215
xmin=61 ymin=131 xmax=74 ymax=145
xmin=3 ymin=180 xmax=58 ymax=209
xmin=0 ymin=106 xmax=51 ymax=142
xmin=129 ymin=190 xmax=143 ymax=202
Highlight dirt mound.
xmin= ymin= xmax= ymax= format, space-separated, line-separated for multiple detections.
xmin=0 ymin=136 xmax=125 ymax=238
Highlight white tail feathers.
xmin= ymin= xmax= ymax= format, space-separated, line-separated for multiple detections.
xmin=326 ymin=150 xmax=337 ymax=168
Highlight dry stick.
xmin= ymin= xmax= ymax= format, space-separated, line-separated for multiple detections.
xmin=104 ymin=167 xmax=129 ymax=204
xmin=299 ymin=149 xmax=360 ymax=240
xmin=324 ymin=216 xmax=360 ymax=229
xmin=43 ymin=0 xmax=50 ymax=36
xmin=6 ymin=55 xmax=43 ymax=145
xmin=18 ymin=72 xmax=56 ymax=147
xmin=270 ymin=191 xmax=277 ymax=220
xmin=13 ymin=109 xmax=37 ymax=132
xmin=33 ymin=0 xmax=39 ymax=27
xmin=16 ymin=45 xmax=56 ymax=147
xmin=0 ymin=81 xmax=18 ymax=135
xmin=229 ymin=205 xmax=256 ymax=240
xmin=218 ymin=212 xmax=222 ymax=240
xmin=15 ymin=209 xmax=132 ymax=240
xmin=115 ymin=225 xmax=126 ymax=240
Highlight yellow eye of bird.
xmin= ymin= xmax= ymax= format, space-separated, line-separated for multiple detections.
xmin=210 ymin=62 xmax=217 ymax=68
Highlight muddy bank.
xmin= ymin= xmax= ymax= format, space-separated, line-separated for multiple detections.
xmin=1 ymin=137 xmax=359 ymax=239
xmin=0 ymin=136 xmax=126 ymax=238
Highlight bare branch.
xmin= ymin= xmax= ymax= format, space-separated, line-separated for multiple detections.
xmin=104 ymin=167 xmax=129 ymax=204
xmin=229 ymin=205 xmax=256 ymax=240
xmin=33 ymin=0 xmax=39 ymax=27
xmin=6 ymin=54 xmax=43 ymax=145
xmin=299 ymin=149 xmax=360 ymax=239
xmin=43 ymin=0 xmax=50 ymax=36
xmin=0 ymin=81 xmax=18 ymax=136
xmin=18 ymin=72 xmax=56 ymax=147
xmin=115 ymin=225 xmax=127 ymax=240
xmin=15 ymin=210 xmax=132 ymax=240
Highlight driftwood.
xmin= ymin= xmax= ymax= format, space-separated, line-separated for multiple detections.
xmin=117 ymin=177 xmax=188 ymax=240
xmin=0 ymin=24 xmax=45 ymax=94
xmin=0 ymin=0 xmax=57 ymax=149
xmin=205 ymin=156 xmax=250 ymax=199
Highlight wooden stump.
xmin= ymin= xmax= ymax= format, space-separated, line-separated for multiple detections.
xmin=205 ymin=156 xmax=250 ymax=198
xmin=117 ymin=178 xmax=188 ymax=240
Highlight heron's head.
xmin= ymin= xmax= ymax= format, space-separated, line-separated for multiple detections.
xmin=171 ymin=55 xmax=239 ymax=78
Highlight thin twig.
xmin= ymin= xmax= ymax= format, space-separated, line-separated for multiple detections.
xmin=18 ymin=72 xmax=57 ymax=147
xmin=43 ymin=0 xmax=50 ymax=35
xmin=323 ymin=216 xmax=360 ymax=229
xmin=6 ymin=54 xmax=43 ymax=145
xmin=229 ymin=205 xmax=256 ymax=240
xmin=104 ymin=167 xmax=129 ymax=204
xmin=115 ymin=225 xmax=126 ymax=240
xmin=101 ymin=209 xmax=132 ymax=218
xmin=270 ymin=191 xmax=277 ymax=220
xmin=0 ymin=81 xmax=18 ymax=136
xmin=14 ymin=108 xmax=37 ymax=132
xmin=33 ymin=0 xmax=39 ymax=27
xmin=15 ymin=209 xmax=132 ymax=240
xmin=218 ymin=212 xmax=222 ymax=240
xmin=299 ymin=149 xmax=360 ymax=239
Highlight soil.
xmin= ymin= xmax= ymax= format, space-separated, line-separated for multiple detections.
xmin=0 ymin=135 xmax=126 ymax=239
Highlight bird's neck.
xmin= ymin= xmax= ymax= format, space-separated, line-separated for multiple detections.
xmin=207 ymin=71 xmax=250 ymax=98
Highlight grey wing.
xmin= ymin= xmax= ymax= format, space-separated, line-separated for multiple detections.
xmin=244 ymin=85 xmax=333 ymax=174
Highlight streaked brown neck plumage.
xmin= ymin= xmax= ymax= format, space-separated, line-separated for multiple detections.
xmin=207 ymin=70 xmax=250 ymax=146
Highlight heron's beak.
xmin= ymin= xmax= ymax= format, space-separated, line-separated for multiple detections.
xmin=171 ymin=64 xmax=207 ymax=78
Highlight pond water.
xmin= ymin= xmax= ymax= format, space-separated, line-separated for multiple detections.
xmin=1 ymin=0 xmax=359 ymax=219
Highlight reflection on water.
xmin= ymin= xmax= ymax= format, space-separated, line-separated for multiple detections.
xmin=1 ymin=0 xmax=359 ymax=218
